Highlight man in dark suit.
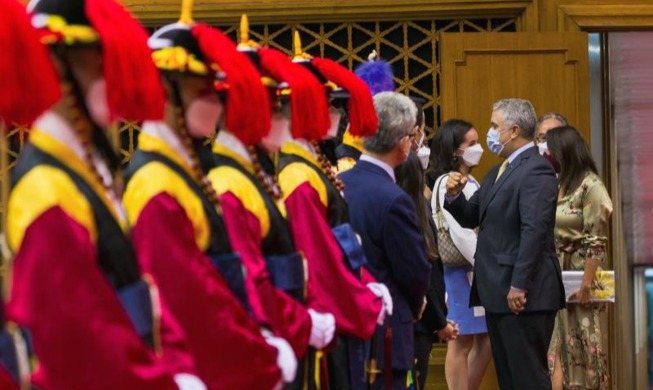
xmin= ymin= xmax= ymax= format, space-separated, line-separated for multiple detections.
xmin=445 ymin=98 xmax=565 ymax=390
xmin=340 ymin=92 xmax=432 ymax=390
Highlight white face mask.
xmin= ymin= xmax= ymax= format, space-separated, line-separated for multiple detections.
xmin=537 ymin=141 xmax=548 ymax=156
xmin=325 ymin=108 xmax=342 ymax=139
xmin=461 ymin=143 xmax=484 ymax=167
xmin=417 ymin=146 xmax=431 ymax=170
xmin=262 ymin=113 xmax=290 ymax=152
xmin=186 ymin=96 xmax=223 ymax=138
xmin=86 ymin=78 xmax=110 ymax=127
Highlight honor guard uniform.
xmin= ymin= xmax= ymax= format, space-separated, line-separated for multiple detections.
xmin=336 ymin=129 xmax=365 ymax=173
xmin=4 ymin=0 xmax=207 ymax=389
xmin=277 ymin=32 xmax=393 ymax=390
xmin=0 ymin=2 xmax=59 ymax=388
xmin=0 ymin=305 xmax=22 ymax=390
xmin=122 ymin=2 xmax=293 ymax=389
xmin=207 ymin=15 xmax=338 ymax=389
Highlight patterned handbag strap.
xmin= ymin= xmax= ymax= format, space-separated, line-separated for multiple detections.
xmin=434 ymin=174 xmax=449 ymax=230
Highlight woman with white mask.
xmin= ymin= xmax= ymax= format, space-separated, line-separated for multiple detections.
xmin=430 ymin=119 xmax=492 ymax=390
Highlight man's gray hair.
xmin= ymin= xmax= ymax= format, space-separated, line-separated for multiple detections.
xmin=536 ymin=112 xmax=568 ymax=129
xmin=364 ymin=92 xmax=417 ymax=154
xmin=492 ymin=98 xmax=537 ymax=140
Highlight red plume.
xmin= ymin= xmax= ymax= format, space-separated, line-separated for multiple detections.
xmin=311 ymin=58 xmax=378 ymax=137
xmin=0 ymin=0 xmax=60 ymax=127
xmin=193 ymin=24 xmax=271 ymax=145
xmin=86 ymin=0 xmax=165 ymax=121
xmin=258 ymin=48 xmax=330 ymax=140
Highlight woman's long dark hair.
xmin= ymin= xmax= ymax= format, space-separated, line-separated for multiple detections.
xmin=426 ymin=119 xmax=473 ymax=188
xmin=395 ymin=152 xmax=438 ymax=260
xmin=546 ymin=125 xmax=598 ymax=196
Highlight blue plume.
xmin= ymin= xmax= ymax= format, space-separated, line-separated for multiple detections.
xmin=354 ymin=59 xmax=395 ymax=95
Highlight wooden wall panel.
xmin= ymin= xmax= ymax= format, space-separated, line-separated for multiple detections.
xmin=440 ymin=32 xmax=590 ymax=180
xmin=125 ymin=0 xmax=530 ymax=25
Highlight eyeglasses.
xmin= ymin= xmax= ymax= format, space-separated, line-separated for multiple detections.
xmin=536 ymin=133 xmax=547 ymax=143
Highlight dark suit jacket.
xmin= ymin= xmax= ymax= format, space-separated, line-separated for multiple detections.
xmin=445 ymin=147 xmax=565 ymax=313
xmin=340 ymin=160 xmax=432 ymax=371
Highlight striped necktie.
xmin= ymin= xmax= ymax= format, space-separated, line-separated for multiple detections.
xmin=494 ymin=160 xmax=510 ymax=183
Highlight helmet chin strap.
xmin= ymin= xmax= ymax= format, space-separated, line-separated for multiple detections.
xmin=55 ymin=47 xmax=121 ymax=174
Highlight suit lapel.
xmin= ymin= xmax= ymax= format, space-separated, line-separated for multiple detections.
xmin=480 ymin=147 xmax=537 ymax=222
xmin=479 ymin=167 xmax=499 ymax=219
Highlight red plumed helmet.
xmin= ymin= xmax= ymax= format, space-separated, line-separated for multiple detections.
xmin=193 ymin=24 xmax=271 ymax=146
xmin=0 ymin=0 xmax=60 ymax=126
xmin=85 ymin=0 xmax=166 ymax=121
xmin=311 ymin=58 xmax=378 ymax=138
xmin=258 ymin=47 xmax=330 ymax=141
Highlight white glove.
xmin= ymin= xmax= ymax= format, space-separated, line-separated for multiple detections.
xmin=261 ymin=329 xmax=298 ymax=383
xmin=307 ymin=309 xmax=336 ymax=349
xmin=367 ymin=283 xmax=393 ymax=325
xmin=174 ymin=374 xmax=207 ymax=390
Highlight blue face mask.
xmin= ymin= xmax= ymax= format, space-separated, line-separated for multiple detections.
xmin=486 ymin=127 xmax=511 ymax=155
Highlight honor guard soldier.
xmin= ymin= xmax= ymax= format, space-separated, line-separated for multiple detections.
xmin=277 ymin=32 xmax=393 ymax=390
xmin=5 ymin=0 xmax=207 ymax=388
xmin=0 ymin=1 xmax=60 ymax=388
xmin=207 ymin=15 xmax=338 ymax=389
xmin=122 ymin=1 xmax=295 ymax=389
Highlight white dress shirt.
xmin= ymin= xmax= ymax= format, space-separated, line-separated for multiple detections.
xmin=359 ymin=154 xmax=396 ymax=182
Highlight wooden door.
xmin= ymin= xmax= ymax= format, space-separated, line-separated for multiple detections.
xmin=440 ymin=32 xmax=590 ymax=181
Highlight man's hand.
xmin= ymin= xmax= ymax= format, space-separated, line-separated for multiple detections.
xmin=437 ymin=321 xmax=459 ymax=342
xmin=507 ymin=288 xmax=527 ymax=314
xmin=446 ymin=172 xmax=468 ymax=197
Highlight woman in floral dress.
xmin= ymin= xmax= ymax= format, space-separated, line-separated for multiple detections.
xmin=546 ymin=125 xmax=613 ymax=390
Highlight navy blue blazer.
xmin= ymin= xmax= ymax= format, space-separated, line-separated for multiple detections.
xmin=340 ymin=160 xmax=431 ymax=371
xmin=445 ymin=146 xmax=565 ymax=313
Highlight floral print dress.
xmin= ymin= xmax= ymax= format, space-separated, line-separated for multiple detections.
xmin=547 ymin=172 xmax=613 ymax=389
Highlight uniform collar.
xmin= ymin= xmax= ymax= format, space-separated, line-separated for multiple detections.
xmin=141 ymin=121 xmax=193 ymax=167
xmin=137 ymin=124 xmax=195 ymax=179
xmin=281 ymin=139 xmax=319 ymax=166
xmin=30 ymin=111 xmax=127 ymax=229
xmin=213 ymin=131 xmax=254 ymax=174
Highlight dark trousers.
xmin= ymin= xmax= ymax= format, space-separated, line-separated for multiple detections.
xmin=412 ymin=331 xmax=434 ymax=390
xmin=485 ymin=310 xmax=556 ymax=390
xmin=328 ymin=336 xmax=351 ymax=390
